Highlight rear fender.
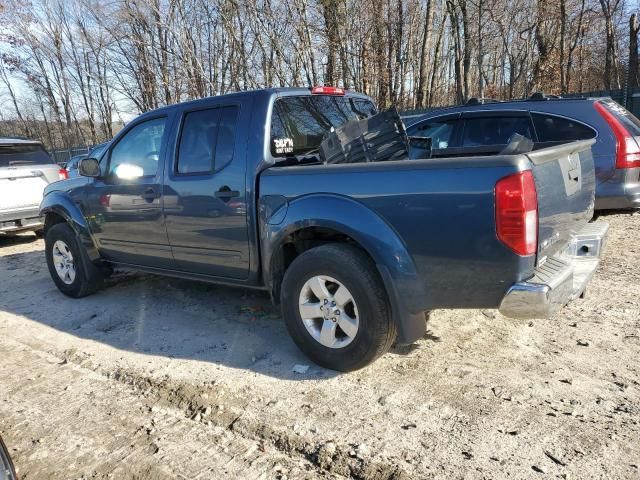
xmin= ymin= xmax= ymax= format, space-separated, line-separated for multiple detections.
xmin=40 ymin=192 xmax=100 ymax=263
xmin=262 ymin=194 xmax=426 ymax=343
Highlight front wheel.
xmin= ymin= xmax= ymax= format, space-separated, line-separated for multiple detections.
xmin=45 ymin=223 xmax=103 ymax=298
xmin=280 ymin=244 xmax=396 ymax=371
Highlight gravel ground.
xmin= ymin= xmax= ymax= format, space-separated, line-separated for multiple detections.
xmin=0 ymin=211 xmax=638 ymax=479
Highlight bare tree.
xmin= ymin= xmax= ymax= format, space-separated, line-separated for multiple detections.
xmin=599 ymin=0 xmax=623 ymax=90
xmin=0 ymin=0 xmax=635 ymax=149
xmin=629 ymin=12 xmax=639 ymax=89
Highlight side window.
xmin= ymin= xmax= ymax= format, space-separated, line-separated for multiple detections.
xmin=413 ymin=119 xmax=458 ymax=149
xmin=215 ymin=106 xmax=239 ymax=170
xmin=177 ymin=108 xmax=220 ymax=174
xmin=109 ymin=117 xmax=166 ymax=179
xmin=532 ymin=113 xmax=596 ymax=142
xmin=177 ymin=106 xmax=238 ymax=174
xmin=462 ymin=116 xmax=533 ymax=147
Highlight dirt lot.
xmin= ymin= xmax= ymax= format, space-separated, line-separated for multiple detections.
xmin=0 ymin=212 xmax=639 ymax=479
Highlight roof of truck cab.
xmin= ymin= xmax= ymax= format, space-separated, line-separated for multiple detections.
xmin=136 ymin=87 xmax=374 ymax=118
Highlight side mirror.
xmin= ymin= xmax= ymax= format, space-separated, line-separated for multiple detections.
xmin=78 ymin=157 xmax=101 ymax=178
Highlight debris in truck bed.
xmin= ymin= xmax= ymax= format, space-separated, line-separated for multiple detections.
xmin=319 ymin=107 xmax=410 ymax=164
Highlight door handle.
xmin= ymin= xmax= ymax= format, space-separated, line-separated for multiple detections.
xmin=141 ymin=188 xmax=158 ymax=202
xmin=215 ymin=187 xmax=240 ymax=199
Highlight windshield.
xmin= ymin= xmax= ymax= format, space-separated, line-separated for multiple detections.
xmin=0 ymin=144 xmax=53 ymax=167
xmin=270 ymin=95 xmax=377 ymax=157
xmin=89 ymin=142 xmax=109 ymax=161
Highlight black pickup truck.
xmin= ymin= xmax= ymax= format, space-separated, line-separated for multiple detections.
xmin=40 ymin=87 xmax=608 ymax=371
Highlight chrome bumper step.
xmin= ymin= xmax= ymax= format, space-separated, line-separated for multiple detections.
xmin=499 ymin=220 xmax=609 ymax=319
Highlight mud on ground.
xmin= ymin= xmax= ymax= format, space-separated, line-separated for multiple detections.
xmin=0 ymin=211 xmax=638 ymax=479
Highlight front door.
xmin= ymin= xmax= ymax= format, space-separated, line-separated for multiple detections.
xmin=86 ymin=115 xmax=173 ymax=268
xmin=163 ymin=103 xmax=250 ymax=279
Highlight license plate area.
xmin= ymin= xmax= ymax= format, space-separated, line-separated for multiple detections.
xmin=558 ymin=152 xmax=582 ymax=196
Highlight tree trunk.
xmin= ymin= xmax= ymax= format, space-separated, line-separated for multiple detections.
xmin=629 ymin=13 xmax=639 ymax=90
xmin=458 ymin=0 xmax=471 ymax=101
xmin=321 ymin=0 xmax=340 ymax=85
xmin=0 ymin=61 xmax=30 ymax=137
xmin=559 ymin=0 xmax=567 ymax=93
xmin=416 ymin=0 xmax=434 ymax=108
xmin=477 ymin=0 xmax=484 ymax=98
xmin=599 ymin=0 xmax=622 ymax=90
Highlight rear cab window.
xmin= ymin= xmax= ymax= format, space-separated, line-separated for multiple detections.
xmin=532 ymin=113 xmax=596 ymax=142
xmin=270 ymin=95 xmax=377 ymax=158
xmin=0 ymin=144 xmax=54 ymax=167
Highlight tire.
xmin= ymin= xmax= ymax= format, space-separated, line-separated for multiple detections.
xmin=280 ymin=243 xmax=396 ymax=371
xmin=45 ymin=223 xmax=103 ymax=298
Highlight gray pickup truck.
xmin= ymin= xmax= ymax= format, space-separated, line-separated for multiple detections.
xmin=1 ymin=138 xmax=66 ymax=235
xmin=40 ymin=87 xmax=608 ymax=371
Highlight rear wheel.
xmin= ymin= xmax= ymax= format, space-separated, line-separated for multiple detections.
xmin=45 ymin=223 xmax=103 ymax=297
xmin=281 ymin=244 xmax=396 ymax=371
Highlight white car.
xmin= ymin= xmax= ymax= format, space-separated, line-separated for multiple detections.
xmin=0 ymin=138 xmax=67 ymax=236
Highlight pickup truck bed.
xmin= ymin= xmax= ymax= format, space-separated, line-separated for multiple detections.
xmin=39 ymin=87 xmax=608 ymax=371
xmin=260 ymin=139 xmax=606 ymax=341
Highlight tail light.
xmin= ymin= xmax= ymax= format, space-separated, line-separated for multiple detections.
xmin=495 ymin=170 xmax=538 ymax=256
xmin=594 ymin=102 xmax=640 ymax=169
xmin=58 ymin=168 xmax=68 ymax=180
xmin=311 ymin=86 xmax=345 ymax=96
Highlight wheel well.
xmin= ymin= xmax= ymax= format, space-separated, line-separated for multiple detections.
xmin=269 ymin=227 xmax=376 ymax=303
xmin=44 ymin=212 xmax=67 ymax=235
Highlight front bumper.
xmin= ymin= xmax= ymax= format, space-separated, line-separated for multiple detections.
xmin=499 ymin=221 xmax=609 ymax=319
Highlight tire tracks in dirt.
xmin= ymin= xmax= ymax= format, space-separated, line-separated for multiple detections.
xmin=0 ymin=337 xmax=320 ymax=479
xmin=2 ymin=336 xmax=407 ymax=479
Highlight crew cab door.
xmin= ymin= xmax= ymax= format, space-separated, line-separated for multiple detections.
xmin=86 ymin=115 xmax=173 ymax=268
xmin=163 ymin=100 xmax=250 ymax=279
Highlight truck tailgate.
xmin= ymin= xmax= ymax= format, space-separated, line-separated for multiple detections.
xmin=526 ymin=139 xmax=596 ymax=263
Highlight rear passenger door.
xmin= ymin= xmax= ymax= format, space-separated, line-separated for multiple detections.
xmin=163 ymin=102 xmax=250 ymax=279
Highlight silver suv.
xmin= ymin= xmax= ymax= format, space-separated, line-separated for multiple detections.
xmin=0 ymin=138 xmax=66 ymax=236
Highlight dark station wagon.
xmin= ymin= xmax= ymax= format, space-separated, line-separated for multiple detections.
xmin=406 ymin=95 xmax=640 ymax=210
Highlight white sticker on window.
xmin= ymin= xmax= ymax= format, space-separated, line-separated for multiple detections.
xmin=273 ymin=137 xmax=294 ymax=154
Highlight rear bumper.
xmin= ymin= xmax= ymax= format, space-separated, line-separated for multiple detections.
xmin=0 ymin=207 xmax=44 ymax=233
xmin=499 ymin=221 xmax=608 ymax=319
xmin=595 ymin=168 xmax=640 ymax=210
